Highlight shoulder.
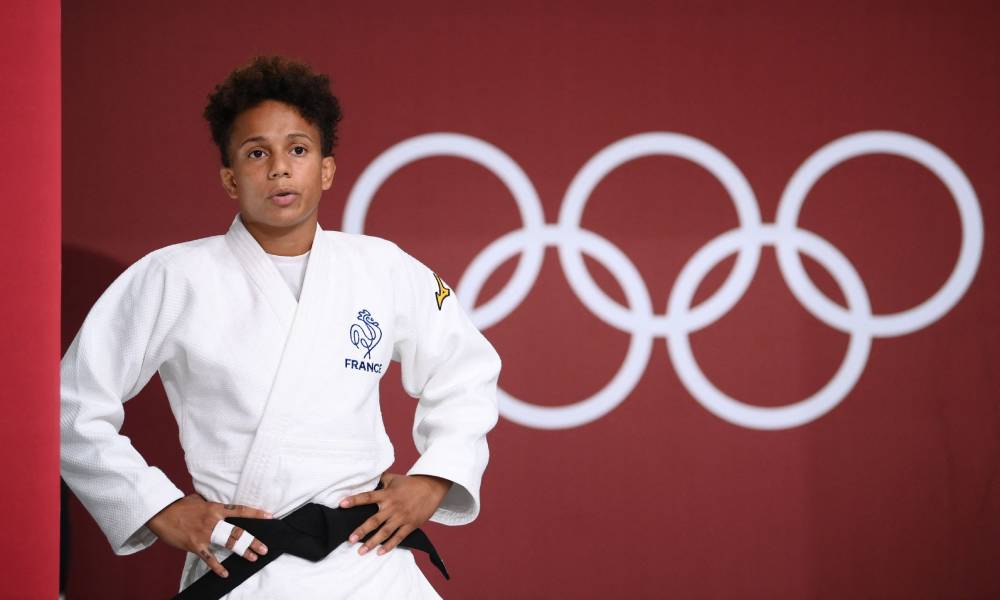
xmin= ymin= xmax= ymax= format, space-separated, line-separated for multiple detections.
xmin=323 ymin=230 xmax=407 ymax=264
xmin=138 ymin=234 xmax=228 ymax=272
xmin=109 ymin=235 xmax=227 ymax=292
xmin=323 ymin=230 xmax=439 ymax=291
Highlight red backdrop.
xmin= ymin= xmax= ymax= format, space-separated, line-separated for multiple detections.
xmin=0 ymin=1 xmax=60 ymax=599
xmin=61 ymin=1 xmax=1000 ymax=598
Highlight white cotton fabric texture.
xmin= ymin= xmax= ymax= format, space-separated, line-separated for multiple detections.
xmin=266 ymin=249 xmax=310 ymax=301
xmin=60 ymin=213 xmax=501 ymax=599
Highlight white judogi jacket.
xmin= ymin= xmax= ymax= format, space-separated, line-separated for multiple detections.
xmin=60 ymin=214 xmax=501 ymax=598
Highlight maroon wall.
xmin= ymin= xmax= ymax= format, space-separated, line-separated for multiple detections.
xmin=62 ymin=1 xmax=1000 ymax=598
xmin=0 ymin=1 xmax=60 ymax=599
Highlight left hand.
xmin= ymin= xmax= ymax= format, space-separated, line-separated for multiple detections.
xmin=339 ymin=472 xmax=452 ymax=556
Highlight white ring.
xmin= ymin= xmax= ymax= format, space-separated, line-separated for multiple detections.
xmin=232 ymin=530 xmax=254 ymax=556
xmin=209 ymin=519 xmax=236 ymax=548
xmin=667 ymin=226 xmax=872 ymax=429
xmin=345 ymin=130 xmax=981 ymax=430
xmin=558 ymin=132 xmax=763 ymax=337
xmin=775 ymin=131 xmax=983 ymax=338
xmin=461 ymin=226 xmax=654 ymax=429
xmin=343 ymin=133 xmax=547 ymax=331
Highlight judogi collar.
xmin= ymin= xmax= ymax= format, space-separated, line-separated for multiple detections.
xmin=224 ymin=213 xmax=324 ymax=326
xmin=222 ymin=212 xmax=338 ymax=510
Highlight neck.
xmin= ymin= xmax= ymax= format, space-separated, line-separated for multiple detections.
xmin=240 ymin=212 xmax=317 ymax=256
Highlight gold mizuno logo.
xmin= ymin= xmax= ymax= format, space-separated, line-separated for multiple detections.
xmin=434 ymin=273 xmax=451 ymax=310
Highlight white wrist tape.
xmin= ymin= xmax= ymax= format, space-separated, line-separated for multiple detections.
xmin=209 ymin=519 xmax=236 ymax=548
xmin=232 ymin=530 xmax=254 ymax=556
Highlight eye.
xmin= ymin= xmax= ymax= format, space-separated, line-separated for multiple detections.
xmin=291 ymin=145 xmax=308 ymax=156
xmin=248 ymin=149 xmax=267 ymax=159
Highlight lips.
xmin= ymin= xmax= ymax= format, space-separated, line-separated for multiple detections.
xmin=269 ymin=190 xmax=299 ymax=207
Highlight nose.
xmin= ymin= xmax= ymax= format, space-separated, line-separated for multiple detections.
xmin=268 ymin=155 xmax=290 ymax=179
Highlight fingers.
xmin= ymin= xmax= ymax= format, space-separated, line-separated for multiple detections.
xmin=213 ymin=503 xmax=271 ymax=560
xmin=376 ymin=523 xmax=414 ymax=556
xmin=342 ymin=475 xmax=433 ymax=557
xmin=210 ymin=519 xmax=236 ymax=548
xmin=211 ymin=519 xmax=267 ymax=561
xmin=223 ymin=503 xmax=274 ymax=519
xmin=197 ymin=546 xmax=229 ymax=579
xmin=349 ymin=512 xmax=386 ymax=546
xmin=230 ymin=528 xmax=256 ymax=559
xmin=226 ymin=527 xmax=269 ymax=560
xmin=340 ymin=489 xmax=383 ymax=509
xmin=248 ymin=538 xmax=269 ymax=557
xmin=226 ymin=526 xmax=243 ymax=547
xmin=359 ymin=519 xmax=400 ymax=556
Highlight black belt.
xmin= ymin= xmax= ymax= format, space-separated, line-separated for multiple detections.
xmin=173 ymin=499 xmax=449 ymax=599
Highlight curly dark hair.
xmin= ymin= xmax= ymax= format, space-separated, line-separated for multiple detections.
xmin=203 ymin=55 xmax=343 ymax=167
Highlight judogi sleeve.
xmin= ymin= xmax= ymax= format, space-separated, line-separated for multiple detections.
xmin=60 ymin=253 xmax=185 ymax=555
xmin=391 ymin=246 xmax=502 ymax=526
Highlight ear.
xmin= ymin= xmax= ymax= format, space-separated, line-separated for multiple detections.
xmin=321 ymin=156 xmax=336 ymax=191
xmin=220 ymin=167 xmax=239 ymax=199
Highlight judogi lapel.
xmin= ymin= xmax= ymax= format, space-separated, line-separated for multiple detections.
xmin=223 ymin=213 xmax=333 ymax=510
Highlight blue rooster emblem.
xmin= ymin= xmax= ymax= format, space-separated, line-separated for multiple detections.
xmin=349 ymin=309 xmax=382 ymax=359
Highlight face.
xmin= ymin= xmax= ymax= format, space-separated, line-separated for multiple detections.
xmin=220 ymin=99 xmax=335 ymax=235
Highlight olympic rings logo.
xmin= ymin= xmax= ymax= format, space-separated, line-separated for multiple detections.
xmin=343 ymin=132 xmax=983 ymax=431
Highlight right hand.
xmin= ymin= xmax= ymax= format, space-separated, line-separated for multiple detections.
xmin=146 ymin=493 xmax=273 ymax=578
